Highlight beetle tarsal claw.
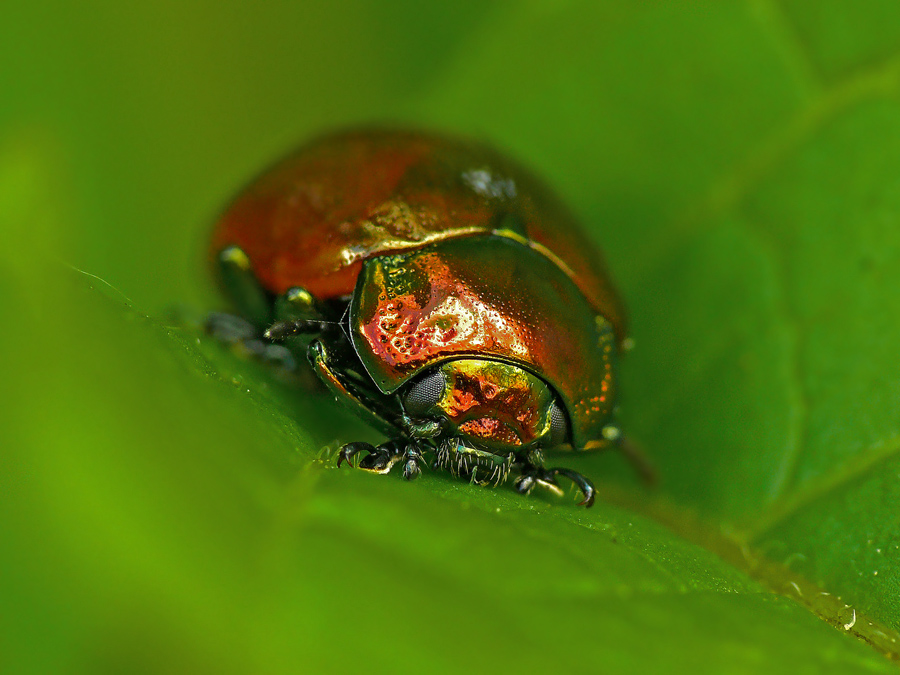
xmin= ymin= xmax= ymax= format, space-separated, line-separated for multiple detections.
xmin=338 ymin=441 xmax=425 ymax=479
xmin=546 ymin=468 xmax=596 ymax=508
xmin=358 ymin=453 xmax=399 ymax=474
xmin=513 ymin=466 xmax=595 ymax=507
xmin=337 ymin=442 xmax=375 ymax=468
xmin=402 ymin=459 xmax=421 ymax=481
xmin=401 ymin=446 xmax=424 ymax=481
xmin=514 ymin=474 xmax=536 ymax=495
xmin=513 ymin=471 xmax=563 ymax=497
xmin=337 ymin=441 xmax=402 ymax=474
xmin=535 ymin=476 xmax=564 ymax=497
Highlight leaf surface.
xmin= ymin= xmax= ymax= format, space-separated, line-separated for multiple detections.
xmin=3 ymin=1 xmax=900 ymax=671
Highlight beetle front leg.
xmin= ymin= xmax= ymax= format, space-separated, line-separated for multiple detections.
xmin=513 ymin=470 xmax=563 ymax=498
xmin=337 ymin=440 xmax=424 ymax=479
xmin=513 ymin=449 xmax=596 ymax=507
xmin=205 ymin=311 xmax=299 ymax=373
xmin=337 ymin=441 xmax=375 ymax=468
xmin=309 ymin=339 xmax=401 ymax=439
xmin=544 ymin=468 xmax=596 ymax=507
xmin=215 ymin=244 xmax=273 ymax=328
xmin=209 ymin=245 xmax=329 ymax=375
xmin=213 ymin=244 xmax=332 ymax=361
xmin=583 ymin=425 xmax=658 ymax=487
xmin=338 ymin=440 xmax=404 ymax=474
xmin=401 ymin=445 xmax=425 ymax=481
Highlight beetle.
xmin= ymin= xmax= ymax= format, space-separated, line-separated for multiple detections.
xmin=208 ymin=129 xmax=648 ymax=506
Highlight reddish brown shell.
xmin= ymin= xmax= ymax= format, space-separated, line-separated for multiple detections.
xmin=211 ymin=129 xmax=626 ymax=342
xmin=349 ymin=236 xmax=617 ymax=449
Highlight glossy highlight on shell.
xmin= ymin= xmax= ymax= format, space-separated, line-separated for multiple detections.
xmin=209 ymin=128 xmax=647 ymax=507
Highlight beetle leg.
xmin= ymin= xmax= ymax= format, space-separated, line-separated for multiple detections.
xmin=209 ymin=246 xmax=312 ymax=374
xmin=513 ymin=473 xmax=536 ymax=495
xmin=215 ymin=245 xmax=273 ymax=328
xmin=214 ymin=245 xmax=333 ymax=368
xmin=274 ymin=286 xmax=324 ymax=322
xmin=401 ymin=415 xmax=443 ymax=440
xmin=512 ymin=448 xmax=595 ymax=506
xmin=583 ymin=427 xmax=657 ymax=487
xmin=313 ymin=339 xmax=433 ymax=481
xmin=337 ymin=441 xmax=374 ymax=468
xmin=401 ymin=445 xmax=425 ymax=481
xmin=616 ymin=435 xmax=658 ymax=487
xmin=357 ymin=441 xmax=405 ymax=474
xmin=205 ymin=311 xmax=257 ymax=343
xmin=309 ymin=339 xmax=401 ymax=439
xmin=544 ymin=468 xmax=596 ymax=508
xmin=337 ymin=440 xmax=402 ymax=474
xmin=337 ymin=440 xmax=423 ymax=480
xmin=205 ymin=311 xmax=298 ymax=372
xmin=513 ymin=471 xmax=564 ymax=498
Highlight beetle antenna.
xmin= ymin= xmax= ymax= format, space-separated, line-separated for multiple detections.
xmin=264 ymin=319 xmax=337 ymax=341
xmin=583 ymin=429 xmax=657 ymax=487
xmin=617 ymin=436 xmax=658 ymax=486
xmin=337 ymin=303 xmax=353 ymax=342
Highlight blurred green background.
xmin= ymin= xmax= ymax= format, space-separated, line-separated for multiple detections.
xmin=4 ymin=1 xmax=900 ymax=672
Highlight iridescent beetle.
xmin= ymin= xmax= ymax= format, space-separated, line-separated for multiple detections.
xmin=208 ymin=130 xmax=649 ymax=506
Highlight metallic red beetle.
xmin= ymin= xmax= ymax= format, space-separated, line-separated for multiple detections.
xmin=208 ymin=130 xmax=646 ymax=506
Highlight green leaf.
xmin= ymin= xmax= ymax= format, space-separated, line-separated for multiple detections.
xmin=3 ymin=1 xmax=900 ymax=672
xmin=0 ymin=269 xmax=889 ymax=673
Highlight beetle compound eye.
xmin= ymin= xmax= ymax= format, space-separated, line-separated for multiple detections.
xmin=403 ymin=369 xmax=446 ymax=417
xmin=549 ymin=400 xmax=569 ymax=447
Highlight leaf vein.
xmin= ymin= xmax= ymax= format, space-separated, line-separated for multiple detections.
xmin=746 ymin=0 xmax=823 ymax=97
xmin=747 ymin=433 xmax=900 ymax=539
xmin=731 ymin=217 xmax=809 ymax=506
xmin=635 ymin=50 xmax=900 ymax=281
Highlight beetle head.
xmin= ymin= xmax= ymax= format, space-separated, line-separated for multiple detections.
xmin=402 ymin=359 xmax=568 ymax=451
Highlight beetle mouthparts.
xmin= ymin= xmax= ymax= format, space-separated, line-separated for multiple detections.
xmin=434 ymin=438 xmax=514 ymax=487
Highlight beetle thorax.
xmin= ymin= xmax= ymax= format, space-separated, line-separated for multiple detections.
xmin=404 ymin=359 xmax=559 ymax=451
